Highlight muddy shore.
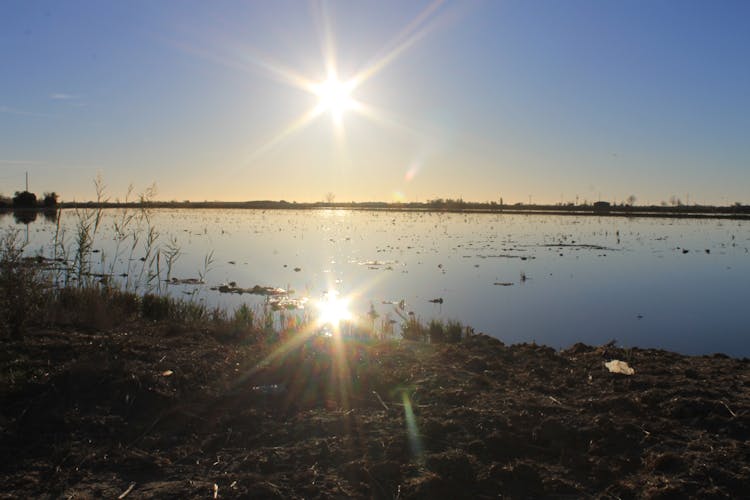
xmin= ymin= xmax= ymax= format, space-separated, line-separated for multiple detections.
xmin=2 ymin=326 xmax=749 ymax=498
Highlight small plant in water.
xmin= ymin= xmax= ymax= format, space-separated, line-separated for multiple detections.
xmin=401 ymin=314 xmax=424 ymax=341
xmin=233 ymin=303 xmax=255 ymax=331
xmin=446 ymin=320 xmax=464 ymax=343
xmin=428 ymin=319 xmax=445 ymax=343
xmin=0 ymin=230 xmax=46 ymax=338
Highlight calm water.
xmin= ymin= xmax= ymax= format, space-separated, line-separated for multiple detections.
xmin=4 ymin=208 xmax=749 ymax=356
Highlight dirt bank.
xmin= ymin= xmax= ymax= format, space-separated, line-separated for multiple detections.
xmin=1 ymin=326 xmax=749 ymax=498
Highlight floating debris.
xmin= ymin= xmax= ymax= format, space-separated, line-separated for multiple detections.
xmin=212 ymin=284 xmax=291 ymax=295
xmin=536 ymin=243 xmax=615 ymax=250
xmin=493 ymin=282 xmax=514 ymax=286
xmin=169 ymin=277 xmax=205 ymax=285
xmin=428 ymin=298 xmax=444 ymax=304
xmin=382 ymin=299 xmax=406 ymax=310
xmin=269 ymin=296 xmax=308 ymax=310
xmin=476 ymin=254 xmax=536 ymax=260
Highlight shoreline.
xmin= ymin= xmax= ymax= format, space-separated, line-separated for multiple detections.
xmin=1 ymin=321 xmax=748 ymax=497
xmin=3 ymin=203 xmax=750 ymax=221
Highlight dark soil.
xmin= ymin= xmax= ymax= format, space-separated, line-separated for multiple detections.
xmin=2 ymin=326 xmax=749 ymax=498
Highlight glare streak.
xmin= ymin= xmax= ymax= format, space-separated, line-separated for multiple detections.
xmin=312 ymin=0 xmax=339 ymax=82
xmin=402 ymin=391 xmax=424 ymax=462
xmin=246 ymin=105 xmax=325 ymax=162
xmin=350 ymin=0 xmax=445 ymax=88
xmin=351 ymin=101 xmax=428 ymax=140
xmin=172 ymin=41 xmax=318 ymax=94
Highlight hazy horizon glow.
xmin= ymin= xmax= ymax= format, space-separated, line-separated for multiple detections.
xmin=1 ymin=1 xmax=748 ymax=205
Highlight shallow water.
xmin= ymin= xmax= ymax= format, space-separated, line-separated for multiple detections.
xmin=4 ymin=208 xmax=749 ymax=356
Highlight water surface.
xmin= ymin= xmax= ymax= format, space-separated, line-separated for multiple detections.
xmin=4 ymin=209 xmax=748 ymax=356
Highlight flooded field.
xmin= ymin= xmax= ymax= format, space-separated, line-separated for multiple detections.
xmin=3 ymin=208 xmax=748 ymax=356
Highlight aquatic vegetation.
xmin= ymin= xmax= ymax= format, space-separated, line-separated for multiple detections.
xmin=428 ymin=319 xmax=445 ymax=343
xmin=0 ymin=230 xmax=46 ymax=338
xmin=401 ymin=314 xmax=424 ymax=342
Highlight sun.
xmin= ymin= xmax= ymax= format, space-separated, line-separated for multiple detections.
xmin=203 ymin=1 xmax=449 ymax=160
xmin=313 ymin=76 xmax=355 ymax=123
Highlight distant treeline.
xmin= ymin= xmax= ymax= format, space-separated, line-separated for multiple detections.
xmin=3 ymin=190 xmax=749 ymax=219
xmin=0 ymin=191 xmax=58 ymax=209
xmin=40 ymin=198 xmax=750 ymax=219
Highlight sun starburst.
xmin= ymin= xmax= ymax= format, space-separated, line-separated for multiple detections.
xmin=177 ymin=1 xmax=451 ymax=166
xmin=313 ymin=75 xmax=356 ymax=124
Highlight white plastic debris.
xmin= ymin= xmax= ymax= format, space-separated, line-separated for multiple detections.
xmin=605 ymin=360 xmax=635 ymax=375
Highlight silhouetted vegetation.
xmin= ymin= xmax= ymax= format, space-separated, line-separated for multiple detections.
xmin=0 ymin=231 xmax=45 ymax=338
xmin=42 ymin=191 xmax=58 ymax=207
xmin=28 ymin=197 xmax=747 ymax=220
xmin=12 ymin=190 xmax=37 ymax=208
xmin=0 ymin=189 xmax=59 ymax=210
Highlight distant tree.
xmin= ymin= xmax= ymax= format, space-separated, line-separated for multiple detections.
xmin=12 ymin=191 xmax=37 ymax=208
xmin=325 ymin=192 xmax=335 ymax=204
xmin=42 ymin=191 xmax=59 ymax=207
xmin=627 ymin=195 xmax=637 ymax=206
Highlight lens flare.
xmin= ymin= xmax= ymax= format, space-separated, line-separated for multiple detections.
xmin=405 ymin=160 xmax=421 ymax=182
xmin=402 ymin=391 xmax=424 ymax=462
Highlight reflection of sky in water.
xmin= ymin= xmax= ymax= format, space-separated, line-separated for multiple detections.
xmin=4 ymin=209 xmax=749 ymax=356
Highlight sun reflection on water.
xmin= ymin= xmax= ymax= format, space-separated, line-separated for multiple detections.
xmin=316 ymin=290 xmax=352 ymax=330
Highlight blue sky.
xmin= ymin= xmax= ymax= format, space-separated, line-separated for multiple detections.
xmin=1 ymin=0 xmax=748 ymax=204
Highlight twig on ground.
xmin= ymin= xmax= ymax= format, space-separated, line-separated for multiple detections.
xmin=721 ymin=400 xmax=737 ymax=418
xmin=118 ymin=482 xmax=135 ymax=499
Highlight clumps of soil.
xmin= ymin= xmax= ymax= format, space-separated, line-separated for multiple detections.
xmin=1 ymin=328 xmax=749 ymax=498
